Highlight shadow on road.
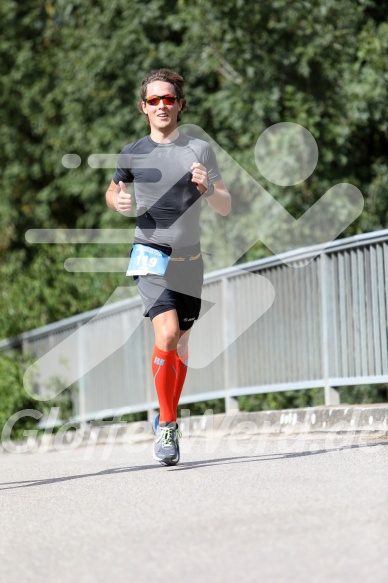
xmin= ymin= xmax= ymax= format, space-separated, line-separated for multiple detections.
xmin=1 ymin=440 xmax=387 ymax=490
xmin=169 ymin=440 xmax=388 ymax=472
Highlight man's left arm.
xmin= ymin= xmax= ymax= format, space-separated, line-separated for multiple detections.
xmin=203 ymin=180 xmax=231 ymax=216
xmin=191 ymin=162 xmax=231 ymax=216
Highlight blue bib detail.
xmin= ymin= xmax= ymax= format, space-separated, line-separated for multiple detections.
xmin=126 ymin=244 xmax=169 ymax=276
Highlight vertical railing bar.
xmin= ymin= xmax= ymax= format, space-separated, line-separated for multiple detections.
xmin=338 ymin=253 xmax=348 ymax=378
xmin=327 ymin=253 xmax=339 ymax=379
xmin=365 ymin=247 xmax=374 ymax=375
xmin=287 ymin=263 xmax=295 ymax=382
xmin=351 ymin=248 xmax=361 ymax=377
xmin=222 ymin=275 xmax=233 ymax=411
xmin=358 ymin=247 xmax=368 ymax=376
xmin=320 ymin=252 xmax=331 ymax=404
xmin=314 ymin=258 xmax=321 ymax=380
xmin=380 ymin=243 xmax=388 ymax=373
xmin=370 ymin=245 xmax=382 ymax=375
xmin=344 ymin=250 xmax=355 ymax=377
xmin=77 ymin=322 xmax=86 ymax=419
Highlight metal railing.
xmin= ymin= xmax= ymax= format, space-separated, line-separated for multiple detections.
xmin=1 ymin=229 xmax=387 ymax=420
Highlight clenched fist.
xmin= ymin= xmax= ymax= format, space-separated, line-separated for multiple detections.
xmin=115 ymin=181 xmax=132 ymax=212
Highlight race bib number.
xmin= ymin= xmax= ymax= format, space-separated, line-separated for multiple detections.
xmin=126 ymin=244 xmax=169 ymax=276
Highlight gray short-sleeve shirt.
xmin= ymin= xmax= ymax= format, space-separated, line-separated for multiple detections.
xmin=112 ymin=133 xmax=222 ymax=251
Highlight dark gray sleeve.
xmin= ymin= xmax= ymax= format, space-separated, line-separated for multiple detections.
xmin=202 ymin=144 xmax=222 ymax=184
xmin=112 ymin=148 xmax=134 ymax=185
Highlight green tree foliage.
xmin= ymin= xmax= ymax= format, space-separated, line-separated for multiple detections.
xmin=237 ymin=383 xmax=388 ymax=412
xmin=176 ymin=0 xmax=388 ymax=262
xmin=0 ymin=351 xmax=76 ymax=440
xmin=0 ymin=353 xmax=37 ymax=440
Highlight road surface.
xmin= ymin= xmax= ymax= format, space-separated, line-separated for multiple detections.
xmin=1 ymin=431 xmax=387 ymax=582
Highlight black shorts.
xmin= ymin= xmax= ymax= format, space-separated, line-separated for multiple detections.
xmin=133 ymin=251 xmax=204 ymax=331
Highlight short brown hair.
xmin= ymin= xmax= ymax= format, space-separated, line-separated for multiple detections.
xmin=138 ymin=68 xmax=187 ymax=123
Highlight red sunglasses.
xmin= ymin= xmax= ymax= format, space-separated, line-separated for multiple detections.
xmin=144 ymin=94 xmax=179 ymax=106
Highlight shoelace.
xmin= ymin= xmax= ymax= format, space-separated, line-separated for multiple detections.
xmin=156 ymin=427 xmax=174 ymax=448
xmin=156 ymin=426 xmax=182 ymax=448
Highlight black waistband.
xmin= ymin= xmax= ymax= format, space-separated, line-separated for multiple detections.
xmin=133 ymin=240 xmax=201 ymax=258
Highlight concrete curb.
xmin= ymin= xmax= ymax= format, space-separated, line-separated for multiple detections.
xmin=1 ymin=404 xmax=387 ymax=454
xmin=180 ymin=404 xmax=388 ymax=436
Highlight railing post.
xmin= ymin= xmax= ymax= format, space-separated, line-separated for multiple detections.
xmin=77 ymin=322 xmax=86 ymax=418
xmin=221 ymin=275 xmax=240 ymax=414
xmin=225 ymin=394 xmax=239 ymax=413
xmin=320 ymin=253 xmax=340 ymax=405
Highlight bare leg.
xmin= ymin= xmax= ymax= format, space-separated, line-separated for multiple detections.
xmin=152 ymin=309 xmax=180 ymax=351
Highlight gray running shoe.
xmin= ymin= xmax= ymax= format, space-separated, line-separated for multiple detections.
xmin=153 ymin=422 xmax=181 ymax=466
xmin=152 ymin=414 xmax=181 ymax=457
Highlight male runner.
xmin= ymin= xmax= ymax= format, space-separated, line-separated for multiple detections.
xmin=105 ymin=69 xmax=231 ymax=465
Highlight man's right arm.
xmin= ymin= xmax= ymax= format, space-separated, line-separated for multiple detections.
xmin=105 ymin=180 xmax=132 ymax=213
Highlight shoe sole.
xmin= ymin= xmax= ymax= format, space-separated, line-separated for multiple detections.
xmin=153 ymin=451 xmax=179 ymax=466
xmin=158 ymin=458 xmax=179 ymax=466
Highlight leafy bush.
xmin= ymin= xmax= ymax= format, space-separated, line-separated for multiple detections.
xmin=238 ymin=388 xmax=325 ymax=412
xmin=0 ymin=352 xmax=38 ymax=440
xmin=0 ymin=351 xmax=76 ymax=441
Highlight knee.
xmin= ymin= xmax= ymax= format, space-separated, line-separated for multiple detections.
xmin=156 ymin=326 xmax=180 ymax=352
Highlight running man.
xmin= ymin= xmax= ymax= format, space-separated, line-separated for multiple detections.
xmin=105 ymin=69 xmax=231 ymax=465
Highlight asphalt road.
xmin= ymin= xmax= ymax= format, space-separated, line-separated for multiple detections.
xmin=0 ymin=431 xmax=387 ymax=583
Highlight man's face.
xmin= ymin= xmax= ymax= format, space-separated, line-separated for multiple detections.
xmin=141 ymin=81 xmax=182 ymax=133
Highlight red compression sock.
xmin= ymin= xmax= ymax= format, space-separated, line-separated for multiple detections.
xmin=152 ymin=346 xmax=177 ymax=423
xmin=173 ymin=350 xmax=188 ymax=416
